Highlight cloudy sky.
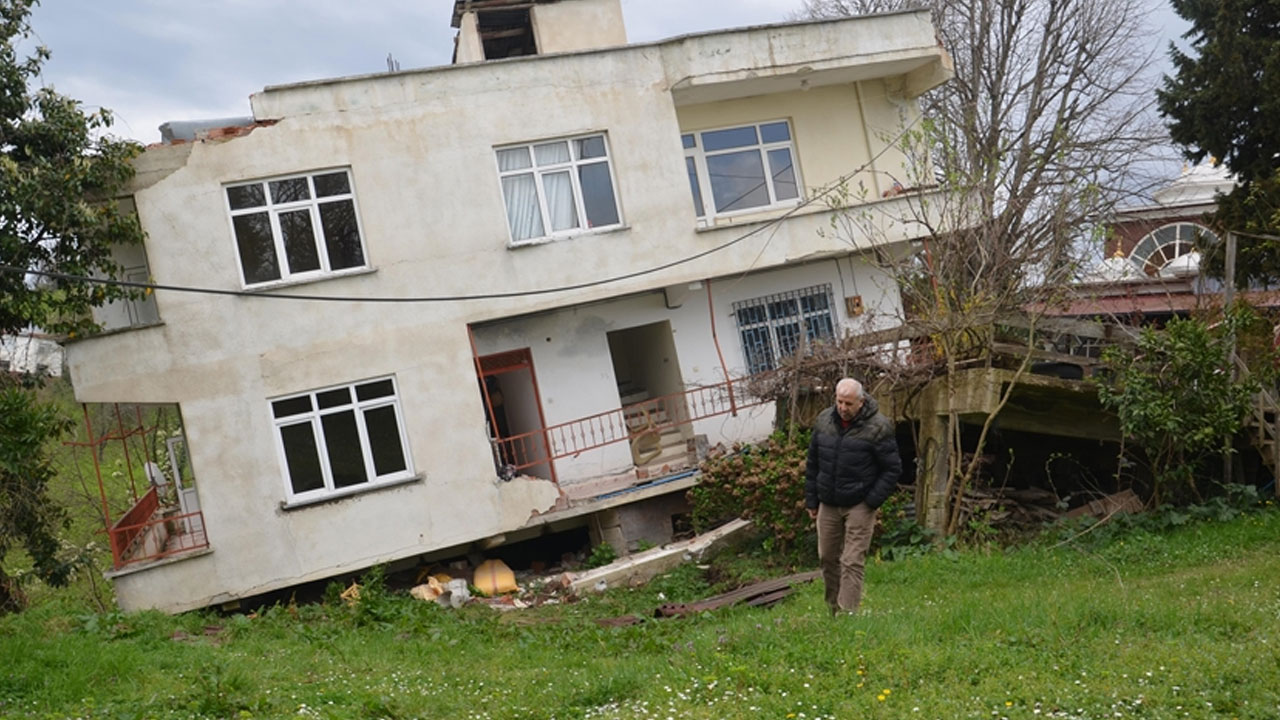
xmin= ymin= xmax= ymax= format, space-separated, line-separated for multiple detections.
xmin=24 ymin=0 xmax=1189 ymax=146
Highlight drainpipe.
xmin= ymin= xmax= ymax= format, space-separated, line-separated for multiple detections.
xmin=706 ymin=279 xmax=738 ymax=416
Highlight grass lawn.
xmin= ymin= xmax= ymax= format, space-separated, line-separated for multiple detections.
xmin=1 ymin=507 xmax=1278 ymax=720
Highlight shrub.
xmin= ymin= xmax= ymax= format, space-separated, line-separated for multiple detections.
xmin=1096 ymin=307 xmax=1275 ymax=505
xmin=586 ymin=542 xmax=617 ymax=569
xmin=875 ymin=488 xmax=937 ymax=559
xmin=689 ymin=429 xmax=812 ymax=553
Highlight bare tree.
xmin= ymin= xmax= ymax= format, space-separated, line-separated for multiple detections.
xmin=802 ymin=0 xmax=1164 ymax=300
xmin=793 ymin=0 xmax=1167 ymax=535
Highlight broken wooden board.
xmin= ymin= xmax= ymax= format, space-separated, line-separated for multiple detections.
xmin=596 ymin=570 xmax=820 ymax=627
xmin=1065 ymin=488 xmax=1143 ymax=519
xmin=655 ymin=571 xmax=819 ymax=618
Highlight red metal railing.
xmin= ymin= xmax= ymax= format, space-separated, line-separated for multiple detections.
xmin=107 ymin=486 xmax=209 ymax=569
xmin=493 ymin=375 xmax=769 ymax=473
xmin=108 ymin=486 xmax=158 ymax=565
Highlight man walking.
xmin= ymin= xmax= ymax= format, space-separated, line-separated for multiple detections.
xmin=805 ymin=377 xmax=901 ymax=615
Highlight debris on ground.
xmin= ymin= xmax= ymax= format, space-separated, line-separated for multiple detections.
xmin=955 ymin=486 xmax=1146 ymax=532
xmin=339 ymin=581 xmax=361 ymax=606
xmin=1065 ymin=488 xmax=1143 ymax=519
xmin=597 ymin=570 xmax=820 ymax=627
xmin=473 ymin=558 xmax=518 ymax=596
xmin=399 ymin=519 xmax=755 ymax=612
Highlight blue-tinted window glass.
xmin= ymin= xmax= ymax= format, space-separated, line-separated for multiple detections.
xmin=706 ymin=151 xmax=768 ymax=212
xmin=701 ymin=126 xmax=759 ymax=152
xmin=760 ymin=122 xmax=791 ymax=143
xmin=685 ymin=157 xmax=705 ymax=218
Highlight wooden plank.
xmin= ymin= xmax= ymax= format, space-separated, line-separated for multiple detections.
xmin=744 ymin=587 xmax=795 ymax=608
xmin=479 ymin=28 xmax=531 ymax=40
xmin=655 ymin=571 xmax=819 ymax=618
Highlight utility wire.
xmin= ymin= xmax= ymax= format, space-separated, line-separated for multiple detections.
xmin=0 ymin=116 xmax=922 ymax=304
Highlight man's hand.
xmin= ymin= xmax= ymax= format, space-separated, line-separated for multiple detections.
xmin=807 ymin=507 xmax=818 ymax=520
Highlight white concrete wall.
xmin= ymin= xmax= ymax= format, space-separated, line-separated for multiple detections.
xmin=0 ymin=334 xmax=63 ymax=376
xmin=471 ymin=255 xmax=902 ymax=482
xmin=532 ymin=0 xmax=627 ymax=54
xmin=69 ymin=11 xmax=944 ymax=612
xmin=454 ymin=13 xmax=485 ymax=64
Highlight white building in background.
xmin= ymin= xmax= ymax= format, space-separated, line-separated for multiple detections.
xmin=0 ymin=331 xmax=63 ymax=376
xmin=65 ymin=0 xmax=952 ymax=613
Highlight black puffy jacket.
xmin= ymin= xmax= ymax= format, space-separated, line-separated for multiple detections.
xmin=804 ymin=395 xmax=902 ymax=510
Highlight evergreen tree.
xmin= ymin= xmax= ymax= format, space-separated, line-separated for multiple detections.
xmin=1158 ymin=0 xmax=1280 ymax=284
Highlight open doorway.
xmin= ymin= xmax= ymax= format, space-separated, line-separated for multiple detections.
xmin=477 ymin=348 xmax=554 ymax=482
xmin=607 ymin=321 xmax=693 ymax=471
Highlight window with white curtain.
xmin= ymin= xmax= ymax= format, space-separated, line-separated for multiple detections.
xmin=683 ymin=120 xmax=801 ymax=220
xmin=495 ymin=133 xmax=621 ymax=245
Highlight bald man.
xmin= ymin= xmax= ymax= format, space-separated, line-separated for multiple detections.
xmin=804 ymin=377 xmax=901 ymax=615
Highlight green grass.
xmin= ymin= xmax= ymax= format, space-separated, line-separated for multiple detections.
xmin=2 ymin=506 xmax=1278 ymax=719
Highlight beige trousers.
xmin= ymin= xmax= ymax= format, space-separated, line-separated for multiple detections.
xmin=816 ymin=502 xmax=877 ymax=614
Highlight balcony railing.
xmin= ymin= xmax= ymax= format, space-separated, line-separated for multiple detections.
xmin=493 ymin=375 xmax=769 ymax=474
xmin=108 ymin=487 xmax=209 ymax=569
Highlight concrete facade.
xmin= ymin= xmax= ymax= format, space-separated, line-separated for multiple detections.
xmin=66 ymin=4 xmax=952 ymax=612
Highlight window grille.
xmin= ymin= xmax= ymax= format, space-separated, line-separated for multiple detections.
xmin=732 ymin=284 xmax=836 ymax=373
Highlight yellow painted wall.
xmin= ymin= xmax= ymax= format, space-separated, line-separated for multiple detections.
xmin=676 ymin=83 xmax=889 ymax=205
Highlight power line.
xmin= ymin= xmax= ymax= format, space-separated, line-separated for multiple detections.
xmin=0 ymin=117 xmax=922 ymax=304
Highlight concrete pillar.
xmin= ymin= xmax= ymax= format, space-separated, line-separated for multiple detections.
xmin=588 ymin=492 xmax=689 ymax=554
xmin=588 ymin=509 xmax=627 ymax=553
xmin=918 ymin=410 xmax=950 ymax=533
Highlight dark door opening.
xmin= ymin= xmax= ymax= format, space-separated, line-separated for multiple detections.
xmin=477 ymin=348 xmax=554 ymax=482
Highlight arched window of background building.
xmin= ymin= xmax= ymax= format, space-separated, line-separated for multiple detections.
xmin=1128 ymin=222 xmax=1216 ymax=275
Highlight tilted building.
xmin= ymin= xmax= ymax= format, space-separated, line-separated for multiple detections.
xmin=67 ymin=0 xmax=952 ymax=612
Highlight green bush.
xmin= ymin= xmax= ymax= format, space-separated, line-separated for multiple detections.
xmin=875 ymin=488 xmax=938 ymax=559
xmin=1096 ymin=307 xmax=1275 ymax=504
xmin=689 ymin=429 xmax=812 ymax=554
xmin=586 ymin=542 xmax=618 ymax=568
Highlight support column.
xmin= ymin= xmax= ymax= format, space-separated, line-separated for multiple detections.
xmin=917 ymin=410 xmax=950 ymax=534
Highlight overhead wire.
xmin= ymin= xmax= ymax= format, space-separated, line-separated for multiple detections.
xmin=0 ymin=114 xmax=923 ymax=304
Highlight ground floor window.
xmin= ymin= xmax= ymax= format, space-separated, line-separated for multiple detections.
xmin=271 ymin=377 xmax=413 ymax=502
xmin=732 ymin=284 xmax=836 ymax=373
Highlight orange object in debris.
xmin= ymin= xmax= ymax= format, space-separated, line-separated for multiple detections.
xmin=409 ymin=576 xmax=444 ymax=602
xmin=473 ymin=559 xmax=518 ymax=596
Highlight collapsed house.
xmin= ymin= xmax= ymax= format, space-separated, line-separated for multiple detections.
xmin=65 ymin=0 xmax=954 ymax=613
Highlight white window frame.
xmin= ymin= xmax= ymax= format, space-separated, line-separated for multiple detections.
xmin=224 ymin=168 xmax=368 ymax=288
xmin=494 ymin=132 xmax=623 ymax=246
xmin=683 ymin=120 xmax=803 ymax=222
xmin=1128 ymin=222 xmax=1214 ymax=275
xmin=732 ymin=284 xmax=836 ymax=374
xmin=270 ymin=376 xmax=414 ymax=505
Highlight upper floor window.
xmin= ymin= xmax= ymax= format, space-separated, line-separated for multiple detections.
xmin=1128 ymin=222 xmax=1214 ymax=275
xmin=271 ymin=377 xmax=413 ymax=504
xmin=683 ymin=121 xmax=801 ymax=220
xmin=733 ymin=284 xmax=835 ymax=374
xmin=495 ymin=133 xmax=621 ymax=245
xmin=225 ymin=169 xmax=366 ymax=287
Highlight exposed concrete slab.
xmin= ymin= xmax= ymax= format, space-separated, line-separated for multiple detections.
xmin=565 ymin=517 xmax=754 ymax=593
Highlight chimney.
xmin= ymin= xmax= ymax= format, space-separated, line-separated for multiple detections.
xmin=451 ymin=0 xmax=628 ymax=64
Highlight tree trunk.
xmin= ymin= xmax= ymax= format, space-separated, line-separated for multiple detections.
xmin=0 ymin=565 xmax=27 ymax=614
